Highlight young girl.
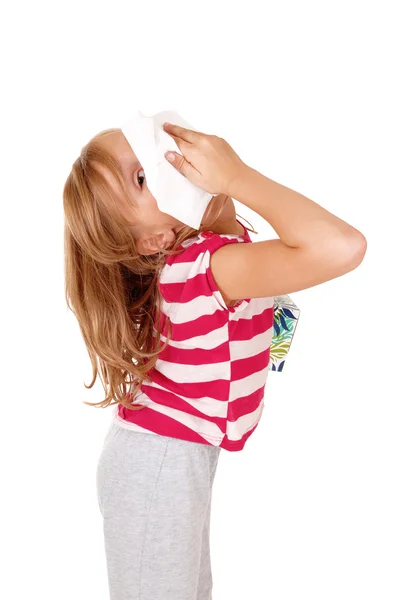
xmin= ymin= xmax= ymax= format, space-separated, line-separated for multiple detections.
xmin=63 ymin=120 xmax=366 ymax=600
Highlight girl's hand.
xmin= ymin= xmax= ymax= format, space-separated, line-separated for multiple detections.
xmin=162 ymin=122 xmax=247 ymax=196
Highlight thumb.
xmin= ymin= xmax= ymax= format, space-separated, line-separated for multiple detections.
xmin=165 ymin=151 xmax=188 ymax=176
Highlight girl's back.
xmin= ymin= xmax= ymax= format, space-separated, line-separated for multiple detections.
xmin=115 ymin=219 xmax=274 ymax=452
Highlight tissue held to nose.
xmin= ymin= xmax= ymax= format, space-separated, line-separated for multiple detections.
xmin=121 ymin=109 xmax=214 ymax=229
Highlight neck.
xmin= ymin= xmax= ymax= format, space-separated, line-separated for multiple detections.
xmin=206 ymin=194 xmax=243 ymax=235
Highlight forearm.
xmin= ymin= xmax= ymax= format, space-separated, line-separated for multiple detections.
xmin=228 ymin=166 xmax=365 ymax=256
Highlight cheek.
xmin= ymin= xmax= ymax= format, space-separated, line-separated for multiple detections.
xmin=138 ymin=193 xmax=165 ymax=225
xmin=143 ymin=191 xmax=160 ymax=212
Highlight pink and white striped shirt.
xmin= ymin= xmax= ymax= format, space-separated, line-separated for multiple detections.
xmin=113 ymin=218 xmax=274 ymax=452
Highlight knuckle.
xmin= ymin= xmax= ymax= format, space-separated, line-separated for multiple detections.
xmin=175 ymin=156 xmax=184 ymax=170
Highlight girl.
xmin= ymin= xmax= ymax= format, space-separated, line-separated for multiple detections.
xmin=63 ymin=120 xmax=366 ymax=600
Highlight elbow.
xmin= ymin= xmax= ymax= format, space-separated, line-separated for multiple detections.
xmin=334 ymin=230 xmax=368 ymax=271
xmin=351 ymin=231 xmax=367 ymax=266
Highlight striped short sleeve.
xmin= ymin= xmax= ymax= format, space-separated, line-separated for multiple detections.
xmin=190 ymin=231 xmax=250 ymax=313
xmin=158 ymin=229 xmax=252 ymax=322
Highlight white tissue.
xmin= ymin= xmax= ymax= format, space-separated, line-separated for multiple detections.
xmin=121 ymin=109 xmax=214 ymax=230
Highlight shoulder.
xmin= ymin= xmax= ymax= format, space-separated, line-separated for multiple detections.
xmin=158 ymin=230 xmax=248 ymax=308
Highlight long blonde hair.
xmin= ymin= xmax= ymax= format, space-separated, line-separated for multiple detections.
xmin=63 ymin=127 xmax=256 ymax=410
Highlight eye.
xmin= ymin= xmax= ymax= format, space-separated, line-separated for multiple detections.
xmin=136 ymin=168 xmax=145 ymax=188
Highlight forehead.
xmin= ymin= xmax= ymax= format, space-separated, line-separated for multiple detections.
xmin=99 ymin=130 xmax=140 ymax=173
xmin=93 ymin=131 xmax=142 ymax=206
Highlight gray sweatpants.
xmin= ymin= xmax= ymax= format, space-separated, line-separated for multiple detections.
xmin=96 ymin=420 xmax=222 ymax=600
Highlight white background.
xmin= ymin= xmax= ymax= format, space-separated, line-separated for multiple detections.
xmin=1 ymin=1 xmax=397 ymax=599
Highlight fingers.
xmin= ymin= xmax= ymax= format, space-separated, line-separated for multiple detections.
xmin=165 ymin=149 xmax=200 ymax=179
xmin=162 ymin=122 xmax=197 ymax=143
xmin=169 ymin=136 xmax=191 ymax=155
xmin=165 ymin=151 xmax=188 ymax=175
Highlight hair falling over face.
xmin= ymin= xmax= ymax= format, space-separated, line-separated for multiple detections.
xmin=63 ymin=127 xmax=257 ymax=411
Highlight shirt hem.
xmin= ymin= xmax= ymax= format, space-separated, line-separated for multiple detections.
xmin=112 ymin=401 xmax=264 ymax=451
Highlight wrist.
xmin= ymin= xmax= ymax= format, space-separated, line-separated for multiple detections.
xmin=226 ymin=163 xmax=255 ymax=199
